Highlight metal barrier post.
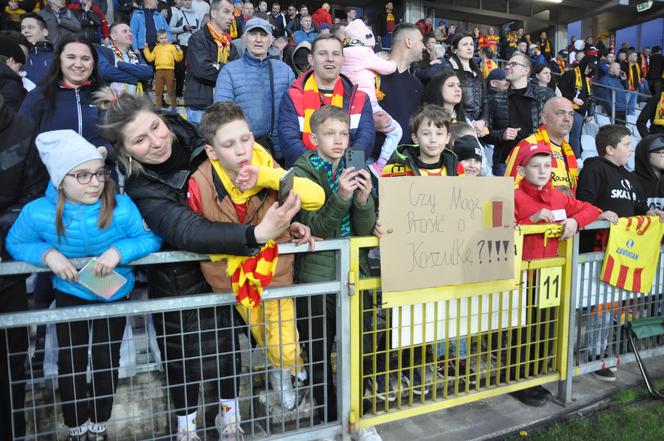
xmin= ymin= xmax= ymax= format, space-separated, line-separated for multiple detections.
xmin=558 ymin=231 xmax=580 ymax=405
xmin=611 ymin=88 xmax=616 ymax=124
xmin=337 ymin=239 xmax=352 ymax=441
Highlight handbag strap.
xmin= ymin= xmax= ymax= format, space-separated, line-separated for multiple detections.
xmin=267 ymin=59 xmax=275 ymax=137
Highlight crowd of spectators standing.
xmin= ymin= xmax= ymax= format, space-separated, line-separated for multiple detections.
xmin=1 ymin=0 xmax=664 ymax=440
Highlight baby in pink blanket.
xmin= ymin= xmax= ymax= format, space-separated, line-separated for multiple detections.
xmin=341 ymin=19 xmax=402 ymax=177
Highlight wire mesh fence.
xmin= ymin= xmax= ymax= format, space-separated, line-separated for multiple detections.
xmin=0 ymin=241 xmax=350 ymax=441
xmin=572 ymin=223 xmax=664 ymax=375
xmin=349 ymin=228 xmax=573 ymax=427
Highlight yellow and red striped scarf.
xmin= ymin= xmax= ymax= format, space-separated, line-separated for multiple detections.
xmin=505 ymin=126 xmax=579 ymax=194
xmin=302 ymin=75 xmax=345 ymax=149
xmin=655 ymin=91 xmax=664 ymax=126
xmin=224 ymin=241 xmax=279 ymax=308
xmin=208 ymin=143 xmax=280 ymax=308
xmin=573 ymin=66 xmax=591 ymax=110
xmin=627 ymin=62 xmax=641 ymax=92
xmin=111 ymin=45 xmax=144 ymax=95
xmin=207 ymin=22 xmax=231 ymax=64
xmin=482 ymin=59 xmax=496 ymax=78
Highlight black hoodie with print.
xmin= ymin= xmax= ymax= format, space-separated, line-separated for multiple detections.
xmin=577 ymin=155 xmax=649 ymax=251
xmin=632 ymin=134 xmax=664 ymax=211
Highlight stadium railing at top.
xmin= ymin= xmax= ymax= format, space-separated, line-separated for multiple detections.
xmin=0 ymin=240 xmax=352 ymax=441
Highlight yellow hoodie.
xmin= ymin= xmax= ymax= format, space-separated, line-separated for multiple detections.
xmin=143 ymin=43 xmax=183 ymax=70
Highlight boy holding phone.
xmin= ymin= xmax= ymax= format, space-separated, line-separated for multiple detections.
xmin=186 ymin=102 xmax=324 ymax=424
xmin=292 ymin=105 xmax=377 ymax=422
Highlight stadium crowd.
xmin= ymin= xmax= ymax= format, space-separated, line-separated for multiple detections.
xmin=0 ymin=0 xmax=664 ymax=440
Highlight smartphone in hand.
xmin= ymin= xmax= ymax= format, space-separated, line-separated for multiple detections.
xmin=344 ymin=148 xmax=365 ymax=176
xmin=278 ymin=168 xmax=295 ymax=206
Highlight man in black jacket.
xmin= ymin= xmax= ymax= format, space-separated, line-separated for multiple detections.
xmin=184 ymin=0 xmax=234 ymax=123
xmin=0 ymin=94 xmax=48 ymax=441
xmin=488 ymin=52 xmax=555 ymax=175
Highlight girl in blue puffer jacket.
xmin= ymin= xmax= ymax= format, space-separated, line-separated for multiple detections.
xmin=6 ymin=130 xmax=162 ymax=441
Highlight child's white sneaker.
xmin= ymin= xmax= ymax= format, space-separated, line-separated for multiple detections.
xmin=269 ymin=367 xmax=297 ymax=410
xmin=215 ymin=411 xmax=245 ymax=440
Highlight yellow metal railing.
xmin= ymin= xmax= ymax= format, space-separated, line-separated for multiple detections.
xmin=349 ymin=225 xmax=573 ymax=430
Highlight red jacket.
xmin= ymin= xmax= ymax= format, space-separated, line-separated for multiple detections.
xmin=311 ymin=7 xmax=332 ymax=28
xmin=515 ymin=178 xmax=600 ymax=259
xmin=415 ymin=19 xmax=432 ymax=36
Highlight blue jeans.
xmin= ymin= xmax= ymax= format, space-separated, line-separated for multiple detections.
xmin=569 ymin=111 xmax=583 ymax=158
xmin=186 ymin=108 xmax=204 ymax=124
xmin=627 ymin=90 xmax=642 ymax=115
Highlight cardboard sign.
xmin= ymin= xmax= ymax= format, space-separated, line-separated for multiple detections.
xmin=379 ymin=177 xmax=515 ymax=292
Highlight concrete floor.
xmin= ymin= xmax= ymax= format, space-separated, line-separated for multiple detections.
xmin=374 ymin=355 xmax=664 ymax=441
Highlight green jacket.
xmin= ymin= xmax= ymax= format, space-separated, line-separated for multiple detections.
xmin=293 ymin=150 xmax=377 ymax=282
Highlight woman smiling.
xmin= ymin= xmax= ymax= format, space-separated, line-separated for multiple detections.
xmin=19 ymin=34 xmax=107 ymax=152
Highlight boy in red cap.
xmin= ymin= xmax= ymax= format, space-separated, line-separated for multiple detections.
xmin=508 ymin=142 xmax=613 ymax=407
xmin=515 ymin=142 xmax=613 ymax=259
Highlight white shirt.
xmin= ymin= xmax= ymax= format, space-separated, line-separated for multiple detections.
xmin=191 ymin=0 xmax=210 ymax=26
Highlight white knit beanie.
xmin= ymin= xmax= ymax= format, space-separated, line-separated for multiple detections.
xmin=36 ymin=130 xmax=104 ymax=187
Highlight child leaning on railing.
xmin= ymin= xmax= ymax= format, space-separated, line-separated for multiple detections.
xmin=6 ymin=130 xmax=161 ymax=441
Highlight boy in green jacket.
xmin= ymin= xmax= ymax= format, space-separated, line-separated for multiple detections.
xmin=292 ymin=105 xmax=377 ymax=423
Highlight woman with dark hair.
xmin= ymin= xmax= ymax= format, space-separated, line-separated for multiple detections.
xmin=18 ymin=33 xmax=107 ymax=151
xmin=94 ymin=88 xmax=309 ymax=440
xmin=446 ymin=32 xmax=489 ymax=137
xmin=423 ymin=69 xmax=466 ymax=121
xmin=532 ymin=63 xmax=561 ymax=96
xmin=424 ymin=69 xmax=491 ymax=175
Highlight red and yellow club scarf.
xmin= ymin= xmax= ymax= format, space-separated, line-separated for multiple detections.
xmin=206 ymin=143 xmax=280 ymax=307
xmin=573 ymin=66 xmax=591 ymax=110
xmin=640 ymin=53 xmax=649 ymax=77
xmin=207 ymin=22 xmax=231 ymax=64
xmin=112 ymin=45 xmax=143 ymax=95
xmin=555 ymin=58 xmax=567 ymax=72
xmin=505 ymin=126 xmax=579 ymax=194
xmin=627 ymin=62 xmax=641 ymax=92
xmin=482 ymin=59 xmax=496 ymax=78
xmin=212 ymin=240 xmax=279 ymax=308
xmin=655 ymin=91 xmax=664 ymax=126
xmin=301 ymin=75 xmax=345 ymax=149
xmin=537 ymin=38 xmax=551 ymax=54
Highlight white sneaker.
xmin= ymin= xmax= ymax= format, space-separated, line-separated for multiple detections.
xmin=175 ymin=429 xmax=201 ymax=441
xmin=269 ymin=367 xmax=296 ymax=410
xmin=357 ymin=426 xmax=382 ymax=441
xmin=215 ymin=412 xmax=245 ymax=440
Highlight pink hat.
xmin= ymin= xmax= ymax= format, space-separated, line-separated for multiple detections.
xmin=345 ymin=19 xmax=375 ymax=47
